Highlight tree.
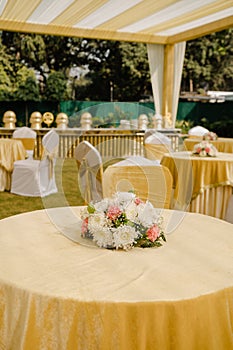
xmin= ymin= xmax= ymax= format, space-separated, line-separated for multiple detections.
xmin=0 ymin=66 xmax=12 ymax=100
xmin=14 ymin=67 xmax=40 ymax=124
xmin=182 ymin=29 xmax=233 ymax=92
xmin=14 ymin=66 xmax=39 ymax=97
xmin=44 ymin=71 xmax=67 ymax=101
xmin=80 ymin=40 xmax=151 ymax=101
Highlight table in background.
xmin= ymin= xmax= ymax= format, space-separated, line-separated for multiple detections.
xmin=0 ymin=138 xmax=27 ymax=191
xmin=184 ymin=137 xmax=233 ymax=153
xmin=161 ymin=151 xmax=233 ymax=219
xmin=0 ymin=206 xmax=232 ymax=350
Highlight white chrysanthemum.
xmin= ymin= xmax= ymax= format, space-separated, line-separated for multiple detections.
xmin=92 ymin=227 xmax=113 ymax=248
xmin=94 ymin=198 xmax=109 ymax=212
xmin=137 ymin=201 xmax=160 ymax=227
xmin=113 ymin=225 xmax=139 ymax=249
xmin=88 ymin=213 xmax=109 ymax=233
xmin=125 ymin=201 xmax=138 ymax=221
xmin=114 ymin=192 xmax=136 ymax=206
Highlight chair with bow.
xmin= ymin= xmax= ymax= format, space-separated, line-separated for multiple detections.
xmin=144 ymin=130 xmax=172 ymax=162
xmin=11 ymin=129 xmax=59 ymax=197
xmin=12 ymin=126 xmax=37 ymax=159
xmin=74 ymin=141 xmax=103 ymax=204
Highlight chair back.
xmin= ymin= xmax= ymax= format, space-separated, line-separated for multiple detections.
xmin=188 ymin=126 xmax=209 ymax=138
xmin=103 ymin=164 xmax=173 ymax=209
xmin=144 ymin=130 xmax=171 ymax=161
xmin=144 ymin=130 xmax=171 ymax=145
xmin=42 ymin=129 xmax=59 ymax=154
xmin=74 ymin=141 xmax=103 ymax=204
xmin=12 ymin=126 xmax=37 ymax=158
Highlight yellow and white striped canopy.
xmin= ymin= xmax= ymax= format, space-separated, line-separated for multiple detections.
xmin=0 ymin=0 xmax=232 ymax=44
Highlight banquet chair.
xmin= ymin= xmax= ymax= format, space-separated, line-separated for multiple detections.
xmin=144 ymin=130 xmax=172 ymax=162
xmin=11 ymin=129 xmax=59 ymax=197
xmin=103 ymin=164 xmax=173 ymax=209
xmin=12 ymin=126 xmax=37 ymax=159
xmin=188 ymin=125 xmax=209 ymax=138
xmin=74 ymin=141 xmax=103 ymax=204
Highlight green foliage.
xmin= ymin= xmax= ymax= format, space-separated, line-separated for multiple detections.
xmin=0 ymin=28 xmax=232 ymax=104
xmin=44 ymin=71 xmax=67 ymax=101
xmin=0 ymin=66 xmax=12 ymax=99
xmin=14 ymin=67 xmax=40 ymax=101
xmin=182 ymin=29 xmax=233 ymax=92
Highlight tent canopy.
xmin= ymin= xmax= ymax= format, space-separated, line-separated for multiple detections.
xmin=0 ymin=0 xmax=232 ymax=127
xmin=0 ymin=0 xmax=232 ymax=44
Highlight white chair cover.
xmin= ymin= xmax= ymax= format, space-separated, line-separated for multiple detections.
xmin=74 ymin=141 xmax=103 ymax=204
xmin=11 ymin=130 xmax=59 ymax=197
xmin=12 ymin=126 xmax=37 ymax=159
xmin=144 ymin=130 xmax=172 ymax=161
xmin=188 ymin=126 xmax=209 ymax=137
xmin=144 ymin=130 xmax=171 ymax=145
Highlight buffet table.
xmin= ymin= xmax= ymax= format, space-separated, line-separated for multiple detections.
xmin=184 ymin=137 xmax=233 ymax=153
xmin=0 ymin=138 xmax=27 ymax=191
xmin=161 ymin=151 xmax=233 ymax=219
xmin=0 ymin=206 xmax=232 ymax=349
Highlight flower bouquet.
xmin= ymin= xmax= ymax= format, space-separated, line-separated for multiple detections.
xmin=80 ymin=192 xmax=165 ymax=250
xmin=192 ymin=140 xmax=217 ymax=157
xmin=203 ymin=131 xmax=218 ymax=141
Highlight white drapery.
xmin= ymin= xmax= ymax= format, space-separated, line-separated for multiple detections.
xmin=147 ymin=42 xmax=186 ymax=127
xmin=147 ymin=43 xmax=164 ymax=117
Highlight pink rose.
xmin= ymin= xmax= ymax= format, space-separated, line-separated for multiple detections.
xmin=147 ymin=224 xmax=160 ymax=242
xmin=81 ymin=217 xmax=88 ymax=236
xmin=107 ymin=206 xmax=122 ymax=221
xmin=135 ymin=197 xmax=143 ymax=205
xmin=196 ymin=147 xmax=202 ymax=153
xmin=205 ymin=147 xmax=210 ymax=153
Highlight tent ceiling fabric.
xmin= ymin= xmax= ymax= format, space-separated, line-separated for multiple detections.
xmin=0 ymin=0 xmax=232 ymax=44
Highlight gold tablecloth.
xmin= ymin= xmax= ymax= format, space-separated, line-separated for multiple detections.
xmin=0 ymin=138 xmax=27 ymax=191
xmin=0 ymin=206 xmax=232 ymax=349
xmin=184 ymin=137 xmax=233 ymax=153
xmin=161 ymin=151 xmax=233 ymax=219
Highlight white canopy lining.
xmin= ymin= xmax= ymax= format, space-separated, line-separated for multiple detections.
xmin=0 ymin=0 xmax=232 ymax=44
xmin=0 ymin=0 xmax=232 ymax=126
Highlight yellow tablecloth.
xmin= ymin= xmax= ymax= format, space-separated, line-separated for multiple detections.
xmin=161 ymin=151 xmax=233 ymax=219
xmin=184 ymin=137 xmax=233 ymax=153
xmin=0 ymin=138 xmax=27 ymax=191
xmin=0 ymin=206 xmax=232 ymax=350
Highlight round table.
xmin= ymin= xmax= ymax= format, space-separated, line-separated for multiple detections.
xmin=161 ymin=151 xmax=233 ymax=219
xmin=0 ymin=138 xmax=27 ymax=191
xmin=0 ymin=206 xmax=232 ymax=349
xmin=184 ymin=137 xmax=233 ymax=153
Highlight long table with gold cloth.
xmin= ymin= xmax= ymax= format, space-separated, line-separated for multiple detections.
xmin=0 ymin=206 xmax=232 ymax=349
xmin=161 ymin=151 xmax=233 ymax=220
xmin=0 ymin=138 xmax=27 ymax=191
xmin=184 ymin=137 xmax=233 ymax=153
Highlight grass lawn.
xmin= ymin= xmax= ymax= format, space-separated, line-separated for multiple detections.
xmin=0 ymin=158 xmax=85 ymax=220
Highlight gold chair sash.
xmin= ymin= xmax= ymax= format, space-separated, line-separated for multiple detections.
xmin=14 ymin=138 xmax=35 ymax=151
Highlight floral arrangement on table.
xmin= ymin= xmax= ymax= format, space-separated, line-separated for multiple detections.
xmin=80 ymin=192 xmax=166 ymax=250
xmin=203 ymin=131 xmax=218 ymax=141
xmin=192 ymin=140 xmax=217 ymax=157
